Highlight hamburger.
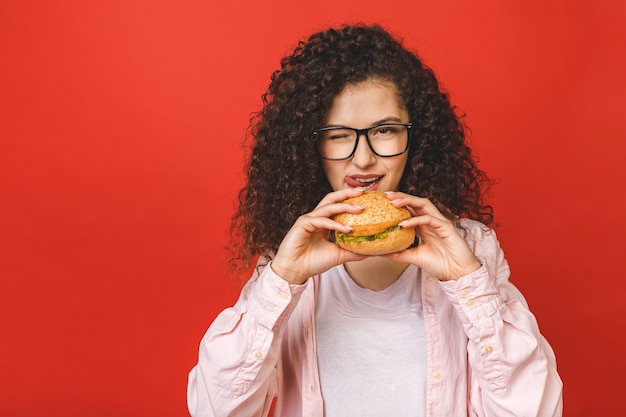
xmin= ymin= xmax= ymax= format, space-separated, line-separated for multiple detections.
xmin=332 ymin=191 xmax=416 ymax=255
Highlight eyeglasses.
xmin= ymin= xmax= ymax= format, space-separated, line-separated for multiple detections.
xmin=314 ymin=123 xmax=412 ymax=161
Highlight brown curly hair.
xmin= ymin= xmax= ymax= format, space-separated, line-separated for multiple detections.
xmin=229 ymin=24 xmax=494 ymax=274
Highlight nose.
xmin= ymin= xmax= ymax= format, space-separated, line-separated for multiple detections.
xmin=351 ymin=133 xmax=377 ymax=168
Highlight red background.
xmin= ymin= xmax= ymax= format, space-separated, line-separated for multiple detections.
xmin=1 ymin=1 xmax=625 ymax=416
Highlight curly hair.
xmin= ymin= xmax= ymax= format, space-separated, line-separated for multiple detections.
xmin=229 ymin=24 xmax=494 ymax=274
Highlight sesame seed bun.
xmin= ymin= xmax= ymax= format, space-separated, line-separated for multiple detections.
xmin=332 ymin=191 xmax=416 ymax=255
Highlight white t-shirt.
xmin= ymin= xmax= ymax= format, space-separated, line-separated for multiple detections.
xmin=315 ymin=264 xmax=427 ymax=417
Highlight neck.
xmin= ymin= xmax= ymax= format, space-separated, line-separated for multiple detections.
xmin=344 ymin=257 xmax=410 ymax=291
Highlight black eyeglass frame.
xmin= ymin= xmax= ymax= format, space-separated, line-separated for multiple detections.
xmin=314 ymin=122 xmax=413 ymax=161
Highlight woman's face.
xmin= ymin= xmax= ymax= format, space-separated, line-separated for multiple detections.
xmin=320 ymin=79 xmax=410 ymax=193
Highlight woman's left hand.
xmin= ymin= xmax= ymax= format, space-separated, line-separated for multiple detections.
xmin=382 ymin=191 xmax=481 ymax=281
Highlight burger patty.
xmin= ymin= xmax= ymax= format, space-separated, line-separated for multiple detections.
xmin=335 ymin=225 xmax=402 ymax=243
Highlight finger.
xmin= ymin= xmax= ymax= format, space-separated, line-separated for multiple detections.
xmin=385 ymin=192 xmax=448 ymax=221
xmin=297 ymin=211 xmax=357 ymax=234
xmin=398 ymin=214 xmax=456 ymax=238
xmin=381 ymin=248 xmax=415 ymax=264
xmin=337 ymin=249 xmax=368 ymax=264
xmin=309 ymin=200 xmax=365 ymax=222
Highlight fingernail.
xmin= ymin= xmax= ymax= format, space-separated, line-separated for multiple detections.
xmin=352 ymin=204 xmax=364 ymax=209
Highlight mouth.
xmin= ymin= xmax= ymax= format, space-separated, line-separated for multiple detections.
xmin=345 ymin=175 xmax=382 ymax=191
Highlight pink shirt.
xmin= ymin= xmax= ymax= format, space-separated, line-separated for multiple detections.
xmin=187 ymin=220 xmax=563 ymax=416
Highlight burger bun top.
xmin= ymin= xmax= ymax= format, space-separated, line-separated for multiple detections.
xmin=333 ymin=191 xmax=412 ymax=236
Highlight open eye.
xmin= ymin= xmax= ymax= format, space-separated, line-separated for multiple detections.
xmin=371 ymin=124 xmax=401 ymax=137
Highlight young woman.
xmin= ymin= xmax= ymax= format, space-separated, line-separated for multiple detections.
xmin=187 ymin=24 xmax=563 ymax=417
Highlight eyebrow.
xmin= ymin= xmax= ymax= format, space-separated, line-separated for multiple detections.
xmin=323 ymin=116 xmax=406 ymax=129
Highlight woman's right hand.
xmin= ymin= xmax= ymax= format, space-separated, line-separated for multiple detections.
xmin=270 ymin=188 xmax=368 ymax=285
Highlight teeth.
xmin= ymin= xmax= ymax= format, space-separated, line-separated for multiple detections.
xmin=353 ymin=176 xmax=380 ymax=191
xmin=355 ymin=177 xmax=380 ymax=183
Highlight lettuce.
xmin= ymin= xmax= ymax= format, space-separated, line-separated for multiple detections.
xmin=336 ymin=225 xmax=401 ymax=243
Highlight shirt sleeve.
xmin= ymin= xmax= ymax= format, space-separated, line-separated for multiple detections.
xmin=439 ymin=220 xmax=563 ymax=417
xmin=187 ymin=261 xmax=307 ymax=417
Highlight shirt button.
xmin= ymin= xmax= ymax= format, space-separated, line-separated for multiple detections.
xmin=278 ymin=291 xmax=288 ymax=300
xmin=432 ymin=371 xmax=441 ymax=380
xmin=465 ymin=299 xmax=475 ymax=307
xmin=459 ymin=289 xmax=469 ymax=298
xmin=255 ymin=351 xmax=264 ymax=359
xmin=484 ymin=345 xmax=493 ymax=354
xmin=426 ymin=274 xmax=436 ymax=281
xmin=429 ymin=314 xmax=438 ymax=322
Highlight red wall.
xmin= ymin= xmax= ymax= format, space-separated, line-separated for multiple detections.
xmin=1 ymin=1 xmax=625 ymax=416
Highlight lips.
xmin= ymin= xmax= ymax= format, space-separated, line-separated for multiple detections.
xmin=345 ymin=175 xmax=382 ymax=191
